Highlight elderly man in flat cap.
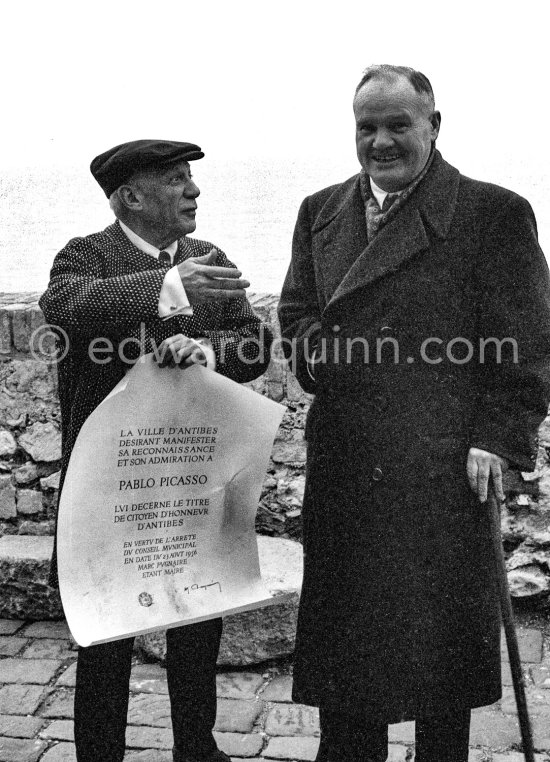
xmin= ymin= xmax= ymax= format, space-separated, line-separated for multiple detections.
xmin=278 ymin=66 xmax=550 ymax=761
xmin=40 ymin=139 xmax=272 ymax=762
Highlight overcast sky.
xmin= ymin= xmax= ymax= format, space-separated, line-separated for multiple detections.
xmin=2 ymin=0 xmax=549 ymax=260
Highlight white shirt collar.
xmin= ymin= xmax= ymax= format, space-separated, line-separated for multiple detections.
xmin=119 ymin=220 xmax=178 ymax=261
xmin=369 ymin=178 xmax=403 ymax=210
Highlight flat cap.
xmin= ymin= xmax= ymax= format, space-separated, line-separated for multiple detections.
xmin=90 ymin=139 xmax=204 ymax=197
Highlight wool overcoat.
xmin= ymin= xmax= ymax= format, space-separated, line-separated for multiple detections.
xmin=40 ymin=221 xmax=272 ymax=584
xmin=278 ymin=151 xmax=550 ymax=721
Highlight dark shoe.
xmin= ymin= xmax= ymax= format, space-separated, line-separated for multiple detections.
xmin=174 ymin=749 xmax=231 ymax=762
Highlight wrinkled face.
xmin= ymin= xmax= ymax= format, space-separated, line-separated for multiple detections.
xmin=134 ymin=160 xmax=200 ymax=240
xmin=353 ymin=75 xmax=440 ymax=192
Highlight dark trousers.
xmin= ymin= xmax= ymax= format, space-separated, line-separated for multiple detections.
xmin=317 ymin=704 xmax=471 ymax=762
xmin=74 ymin=618 xmax=223 ymax=762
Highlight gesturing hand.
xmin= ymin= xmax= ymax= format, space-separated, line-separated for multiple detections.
xmin=466 ymin=447 xmax=509 ymax=503
xmin=155 ymin=334 xmax=210 ymax=368
xmin=177 ymin=248 xmax=250 ymax=304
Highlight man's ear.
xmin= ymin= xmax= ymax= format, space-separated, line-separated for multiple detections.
xmin=430 ymin=110 xmax=441 ymax=141
xmin=117 ymin=184 xmax=143 ymax=211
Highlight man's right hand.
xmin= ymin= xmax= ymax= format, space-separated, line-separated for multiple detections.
xmin=177 ymin=248 xmax=250 ymax=304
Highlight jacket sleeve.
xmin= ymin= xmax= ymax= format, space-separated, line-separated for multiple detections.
xmin=470 ymin=195 xmax=550 ymax=471
xmin=192 ymin=249 xmax=273 ymax=384
xmin=39 ymin=237 xmax=165 ymax=338
xmin=277 ymin=197 xmax=322 ymax=393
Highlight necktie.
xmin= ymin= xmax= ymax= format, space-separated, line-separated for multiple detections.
xmin=158 ymin=250 xmax=172 ymax=266
xmin=365 ymin=193 xmax=400 ymax=242
xmin=381 ymin=193 xmax=399 ymax=212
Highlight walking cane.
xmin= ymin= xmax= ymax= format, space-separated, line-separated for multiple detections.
xmin=487 ymin=491 xmax=536 ymax=762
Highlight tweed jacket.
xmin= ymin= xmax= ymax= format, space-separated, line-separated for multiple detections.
xmin=40 ymin=220 xmax=272 ymax=582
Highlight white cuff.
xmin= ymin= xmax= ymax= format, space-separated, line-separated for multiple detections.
xmin=159 ymin=266 xmax=193 ymax=319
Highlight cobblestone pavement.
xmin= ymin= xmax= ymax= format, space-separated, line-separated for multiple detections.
xmin=1 ymin=619 xmax=550 ymax=761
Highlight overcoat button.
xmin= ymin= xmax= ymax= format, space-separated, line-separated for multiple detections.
xmin=372 ymin=467 xmax=383 ymax=481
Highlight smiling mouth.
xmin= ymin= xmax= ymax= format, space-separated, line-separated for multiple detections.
xmin=371 ymin=155 xmax=400 ymax=164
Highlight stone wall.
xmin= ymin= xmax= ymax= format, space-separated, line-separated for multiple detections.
xmin=1 ymin=292 xmax=550 ymax=603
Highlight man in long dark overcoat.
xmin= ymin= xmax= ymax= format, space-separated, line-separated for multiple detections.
xmin=40 ymin=139 xmax=272 ymax=762
xmin=278 ymin=65 xmax=550 ymax=761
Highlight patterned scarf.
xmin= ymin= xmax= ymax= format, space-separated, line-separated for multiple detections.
xmin=359 ymin=148 xmax=435 ymax=242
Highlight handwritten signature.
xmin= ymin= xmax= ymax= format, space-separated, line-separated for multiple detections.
xmin=183 ymin=581 xmax=222 ymax=595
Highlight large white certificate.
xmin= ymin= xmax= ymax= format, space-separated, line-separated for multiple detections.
xmin=57 ymin=356 xmax=286 ymax=647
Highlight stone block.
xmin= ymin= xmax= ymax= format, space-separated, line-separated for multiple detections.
xmin=16 ymin=489 xmax=44 ymax=515
xmin=264 ymin=704 xmax=319 ymax=737
xmin=18 ymin=422 xmax=61 ymax=462
xmin=22 ymin=638 xmax=75 ymax=660
xmin=469 ymin=710 xmax=520 ymax=747
xmin=11 ymin=305 xmax=34 ymax=353
xmin=125 ymin=752 xmax=171 ymax=762
xmin=129 ymin=664 xmax=169 ymax=695
xmin=40 ymin=471 xmax=61 ymax=491
xmin=217 ymin=673 xmax=266 ymax=700
xmin=0 ymin=737 xmax=47 ymax=762
xmin=262 ymin=736 xmax=319 ymax=760
xmin=213 ymin=732 xmax=263 ymax=758
xmin=137 ymin=537 xmax=302 ymax=667
xmin=0 ymin=637 xmax=28 ymax=656
xmin=271 ymin=439 xmax=307 ymax=465
xmin=0 ymin=474 xmax=16 ymax=519
xmin=55 ymin=663 xmax=77 ymax=688
xmin=0 ymin=430 xmax=17 ymax=457
xmin=215 ymin=699 xmax=264 ymax=733
xmin=42 ymin=690 xmax=75 ymax=719
xmin=0 ymin=715 xmax=45 ymax=738
xmin=0 ymin=308 xmax=12 ymax=355
xmin=0 ymin=685 xmax=45 ymax=715
xmin=0 ymin=619 xmax=24 ymax=635
xmin=127 ymin=694 xmax=171 ymax=727
xmin=21 ymin=621 xmax=71 ymax=639
xmin=259 ymin=676 xmax=293 ymax=702
xmin=40 ymin=720 xmax=74 ymax=741
xmin=0 ymin=658 xmax=62 ymax=684
xmin=531 ymin=664 xmax=550 ymax=688
xmin=508 ymin=565 xmax=550 ymax=597
xmin=0 ymin=536 xmax=62 ymax=619
xmin=126 ymin=725 xmax=173 ymax=749
xmin=40 ymin=744 xmax=76 ymax=762
xmin=13 ymin=463 xmax=41 ymax=485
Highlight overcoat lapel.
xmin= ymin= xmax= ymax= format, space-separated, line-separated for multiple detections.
xmin=103 ymin=221 xmax=199 ymax=273
xmin=320 ymin=151 xmax=461 ymax=313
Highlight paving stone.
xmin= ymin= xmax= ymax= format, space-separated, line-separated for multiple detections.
xmin=501 ymin=628 xmax=543 ymax=663
xmin=0 ymin=658 xmax=62 ymax=684
xmin=531 ymin=714 xmax=550 ymax=749
xmin=469 ymin=710 xmax=520 ymax=747
xmin=126 ymin=725 xmax=173 ymax=749
xmin=22 ymin=638 xmax=75 ymax=660
xmin=124 ymin=752 xmax=171 ymax=762
xmin=55 ymin=663 xmax=77 ymax=688
xmin=260 ymin=676 xmax=293 ymax=703
xmin=467 ymin=752 xmax=489 ymax=762
xmin=0 ymin=637 xmax=28 ymax=656
xmin=262 ymin=736 xmax=319 ymax=760
xmin=214 ymin=732 xmax=263 ymax=758
xmin=386 ymin=748 xmax=408 ymax=761
xmin=264 ymin=703 xmax=319 ymax=737
xmin=22 ymin=622 xmax=71 ymax=640
xmin=215 ymin=699 xmax=264 ymax=733
xmin=217 ymin=673 xmax=265 ymax=700
xmin=40 ymin=720 xmax=74 ymax=741
xmin=129 ymin=664 xmax=168 ymax=694
xmin=0 ymin=685 xmax=45 ymax=715
xmin=16 ymin=489 xmax=44 ymax=515
xmin=501 ymin=686 xmax=550 ymax=716
xmin=531 ymin=664 xmax=550 ymax=689
xmin=42 ymin=690 xmax=75 ymax=719
xmin=127 ymin=694 xmax=171 ymax=727
xmin=0 ymin=620 xmax=24 ymax=636
xmin=0 ymin=714 xmax=45 ymax=738
xmin=40 ymin=743 xmax=77 ymax=762
xmin=0 ymin=737 xmax=47 ymax=762
xmin=492 ymin=753 xmax=547 ymax=761
xmin=388 ymin=721 xmax=415 ymax=744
